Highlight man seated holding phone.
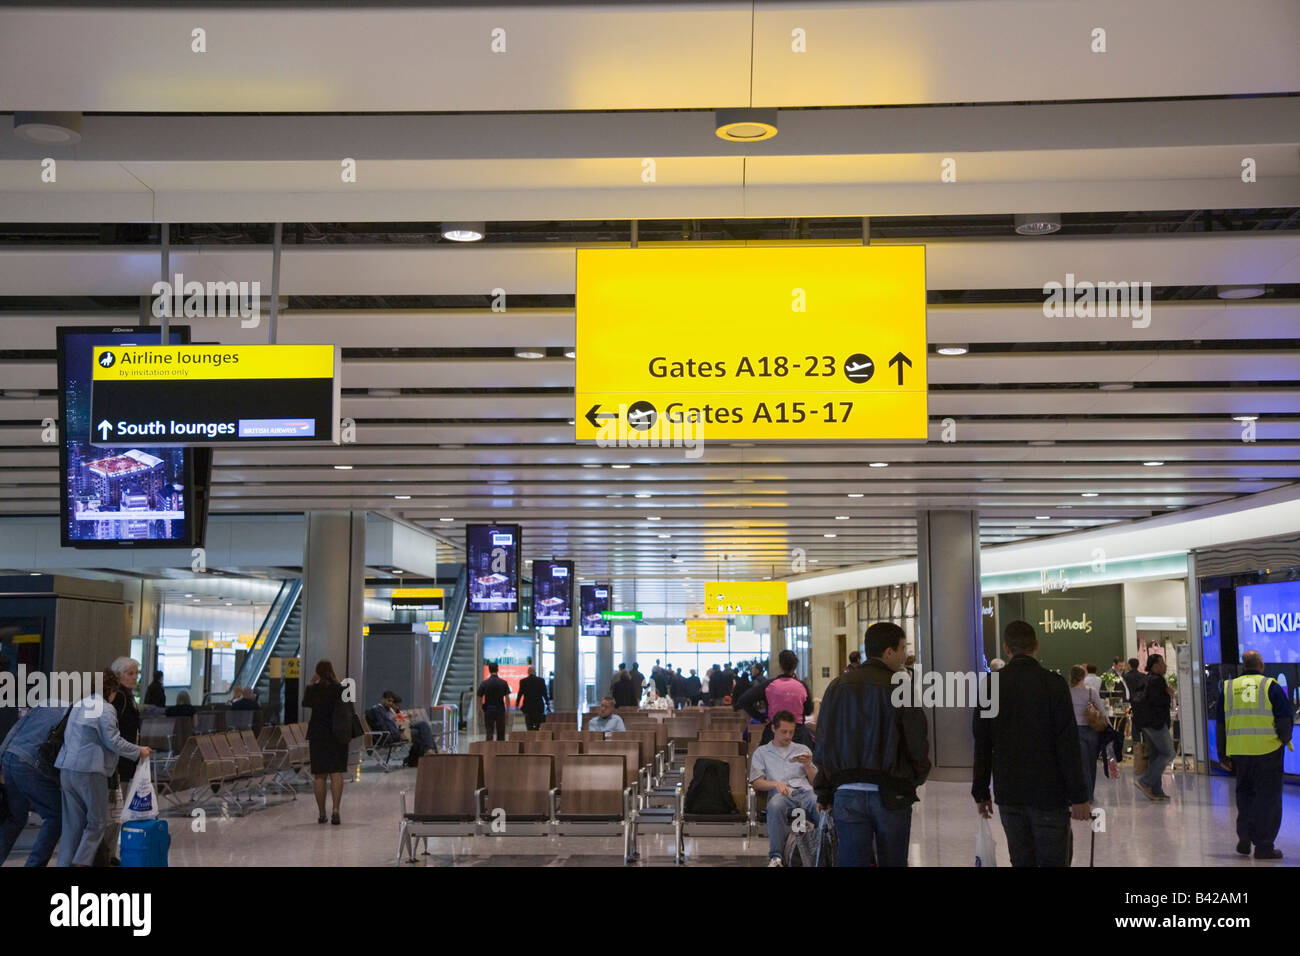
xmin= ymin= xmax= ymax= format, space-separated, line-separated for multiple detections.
xmin=749 ymin=710 xmax=820 ymax=867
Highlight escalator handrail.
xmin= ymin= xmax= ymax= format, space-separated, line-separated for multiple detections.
xmin=229 ymin=578 xmax=303 ymax=697
xmin=431 ymin=565 xmax=468 ymax=705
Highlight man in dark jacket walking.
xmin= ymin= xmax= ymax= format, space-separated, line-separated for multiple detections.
xmin=516 ymin=667 xmax=549 ymax=730
xmin=813 ymin=622 xmax=930 ymax=867
xmin=972 ymin=620 xmax=1091 ymax=866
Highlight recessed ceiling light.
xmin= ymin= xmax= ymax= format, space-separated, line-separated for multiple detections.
xmin=810 ymin=559 xmax=819 ymax=563
xmin=936 ymin=345 xmax=969 ymax=356
xmin=334 ymin=464 xmax=353 ymax=470
xmin=439 ymin=517 xmax=454 ymax=522
xmin=1143 ymin=461 xmax=1164 ymax=467
xmin=13 ymin=111 xmax=82 ymax=145
xmin=1014 ymin=213 xmax=1061 ymax=236
xmin=1098 ymin=383 xmax=1133 ymax=392
xmin=868 ymin=462 xmax=888 ymax=468
xmin=29 ymin=571 xmax=41 ymax=576
xmin=566 ymin=419 xmax=576 ymax=426
xmin=731 ymin=442 xmax=754 ymax=448
xmin=714 ymin=107 xmax=778 ymax=142
xmin=612 ymin=464 xmax=631 ymax=469
xmin=823 ymin=533 xmax=837 ymax=538
xmin=847 ymin=493 xmax=864 ymax=498
xmin=441 ymin=443 xmax=465 ymax=449
xmin=564 ymin=348 xmax=576 ymax=359
xmin=184 ymin=593 xmax=193 ymax=598
xmin=635 ymin=493 xmax=651 ymax=499
xmin=734 ymin=479 xmax=754 ymax=484
xmin=1028 ymin=440 xmax=1056 ymax=447
xmin=1232 ymin=414 xmax=1258 ymax=422
xmin=581 ymin=463 xmax=602 ymax=469
xmin=657 ymin=533 xmax=671 ymax=539
xmin=1081 ymin=492 xmax=1099 ymax=497
xmin=441 ymin=221 xmax=484 ymax=242
xmin=394 ymin=494 xmax=411 ymax=499
xmin=1036 ymin=515 xmax=1050 ymax=520
xmin=514 ymin=347 xmax=545 ymax=359
xmin=605 ymin=494 xmax=621 ymax=499
xmin=646 ymin=515 xmax=661 ymax=521
xmin=835 ymin=515 xmax=850 ymax=520
xmin=193 ymin=599 xmax=200 ymax=603
xmin=1216 ymin=285 xmax=1265 ymax=299
xmin=225 ymin=602 xmax=233 ymax=606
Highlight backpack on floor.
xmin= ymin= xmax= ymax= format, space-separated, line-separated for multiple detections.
xmin=783 ymin=808 xmax=836 ymax=867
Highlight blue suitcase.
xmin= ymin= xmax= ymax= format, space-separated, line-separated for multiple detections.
xmin=120 ymin=819 xmax=170 ymax=867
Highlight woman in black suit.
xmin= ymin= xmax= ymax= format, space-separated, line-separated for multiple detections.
xmin=302 ymin=659 xmax=347 ymax=825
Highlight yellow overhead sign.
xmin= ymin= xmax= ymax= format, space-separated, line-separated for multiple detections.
xmin=392 ymin=588 xmax=445 ymax=599
xmin=575 ymin=246 xmax=927 ymax=442
xmin=705 ymin=580 xmax=789 ymax=616
xmin=686 ymin=619 xmax=727 ymax=643
xmin=426 ymin=620 xmax=446 ymax=633
xmin=91 ymin=344 xmax=337 ymax=382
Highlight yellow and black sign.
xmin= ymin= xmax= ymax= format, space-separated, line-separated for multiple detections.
xmin=686 ymin=619 xmax=727 ymax=643
xmin=704 ymin=580 xmax=789 ymax=616
xmin=89 ymin=344 xmax=340 ymax=446
xmin=283 ymin=658 xmax=301 ymax=679
xmin=575 ymin=246 xmax=927 ymax=442
xmin=390 ymin=587 xmax=445 ymax=611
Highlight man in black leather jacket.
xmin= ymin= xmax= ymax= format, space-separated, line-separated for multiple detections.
xmin=813 ymin=622 xmax=930 ymax=867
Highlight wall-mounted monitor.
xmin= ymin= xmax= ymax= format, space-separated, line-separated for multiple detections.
xmin=532 ymin=559 xmax=574 ymax=627
xmin=465 ymin=524 xmax=521 ymax=613
xmin=580 ymin=583 xmax=611 ymax=637
xmin=57 ymin=326 xmax=204 ymax=548
xmin=1235 ymin=581 xmax=1300 ymax=664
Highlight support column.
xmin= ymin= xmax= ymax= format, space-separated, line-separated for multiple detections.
xmin=553 ymin=625 xmax=578 ymax=717
xmin=1182 ymin=556 xmax=1207 ymax=771
xmin=917 ymin=510 xmax=983 ymax=782
xmin=596 ymin=631 xmax=614 ymax=701
xmin=621 ymin=625 xmax=637 ymax=674
xmin=475 ymin=613 xmax=512 ymax=738
xmin=299 ymin=512 xmax=365 ymax=707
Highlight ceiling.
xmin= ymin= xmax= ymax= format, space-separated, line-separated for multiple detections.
xmin=0 ymin=0 xmax=1297 ymax=591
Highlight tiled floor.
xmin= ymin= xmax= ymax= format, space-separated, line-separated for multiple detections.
xmin=6 ymin=762 xmax=1296 ymax=867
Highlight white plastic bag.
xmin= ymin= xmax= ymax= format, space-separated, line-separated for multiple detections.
xmin=119 ymin=760 xmax=159 ymax=823
xmin=974 ymin=816 xmax=999 ymax=867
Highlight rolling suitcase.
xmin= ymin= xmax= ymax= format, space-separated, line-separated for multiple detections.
xmin=120 ymin=819 xmax=170 ymax=867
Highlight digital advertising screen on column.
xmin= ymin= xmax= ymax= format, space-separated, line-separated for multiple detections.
xmin=1235 ymin=582 xmax=1300 ymax=663
xmin=580 ymin=584 xmax=611 ymax=637
xmin=465 ymin=524 xmax=521 ymax=613
xmin=57 ymin=326 xmax=197 ymax=549
xmin=481 ymin=634 xmax=531 ymax=702
xmin=532 ymin=559 xmax=574 ymax=627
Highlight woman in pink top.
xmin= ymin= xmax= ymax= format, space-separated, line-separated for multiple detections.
xmin=760 ymin=650 xmax=814 ymax=747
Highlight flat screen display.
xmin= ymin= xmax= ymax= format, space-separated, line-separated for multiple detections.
xmin=465 ymin=524 xmax=521 ymax=613
xmin=1235 ymin=581 xmax=1300 ymax=664
xmin=481 ymin=634 xmax=531 ymax=704
xmin=580 ymin=584 xmax=611 ymax=637
xmin=1200 ymin=589 xmax=1221 ymax=665
xmin=57 ymin=326 xmax=197 ymax=548
xmin=532 ymin=560 xmax=574 ymax=627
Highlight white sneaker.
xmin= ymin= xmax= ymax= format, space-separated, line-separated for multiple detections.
xmin=767 ymin=857 xmax=783 ymax=867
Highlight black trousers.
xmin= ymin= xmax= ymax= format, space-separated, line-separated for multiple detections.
xmin=1234 ymin=747 xmax=1284 ymax=850
xmin=483 ymin=708 xmax=507 ymax=740
xmin=522 ymin=709 xmax=544 ymax=731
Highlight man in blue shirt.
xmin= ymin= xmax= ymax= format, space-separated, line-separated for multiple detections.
xmin=751 ymin=710 xmax=819 ymax=866
xmin=587 ymin=697 xmax=626 ymax=733
xmin=0 ymin=702 xmax=70 ymax=867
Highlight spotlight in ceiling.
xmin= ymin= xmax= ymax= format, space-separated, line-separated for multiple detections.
xmin=1099 ymin=382 xmax=1134 ymax=392
xmin=936 ymin=345 xmax=969 ymax=356
xmin=846 ymin=493 xmax=864 ymax=498
xmin=1216 ymin=285 xmax=1265 ymax=299
xmin=1035 ymin=515 xmax=1050 ymax=520
xmin=868 ymin=462 xmax=888 ymax=468
xmin=564 ymin=348 xmax=576 ymax=359
xmin=1081 ymin=492 xmax=1099 ymax=497
xmin=1143 ymin=461 xmax=1164 ymax=467
xmin=438 ymin=517 xmax=454 ymax=522
xmin=13 ymin=111 xmax=83 ymax=146
xmin=823 ymin=533 xmax=837 ymax=538
xmin=333 ymin=464 xmax=353 ymax=470
xmin=514 ymin=347 xmax=545 ymax=359
xmin=611 ymin=463 xmax=631 ymax=469
xmin=714 ymin=108 xmax=779 ymax=143
xmin=1014 ymin=213 xmax=1061 ymax=236
xmin=1232 ymin=414 xmax=1259 ymax=422
xmin=441 ymin=221 xmax=484 ymax=242
xmin=394 ymin=494 xmax=411 ymax=499
xmin=646 ymin=515 xmax=661 ymax=521
xmin=1028 ymin=440 xmax=1056 ymax=447
xmin=566 ymin=419 xmax=576 ymax=426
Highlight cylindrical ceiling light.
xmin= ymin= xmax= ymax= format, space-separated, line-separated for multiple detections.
xmin=441 ymin=221 xmax=485 ymax=242
xmin=1014 ymin=213 xmax=1061 ymax=236
xmin=514 ymin=347 xmax=545 ymax=359
xmin=1216 ymin=285 xmax=1265 ymax=299
xmin=13 ymin=111 xmax=82 ymax=145
xmin=714 ymin=108 xmax=778 ymax=143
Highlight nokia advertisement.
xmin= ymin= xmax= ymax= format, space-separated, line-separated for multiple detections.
xmin=465 ymin=524 xmax=521 ymax=613
xmin=532 ymin=559 xmax=574 ymax=627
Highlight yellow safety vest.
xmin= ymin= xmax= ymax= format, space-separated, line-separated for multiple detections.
xmin=1223 ymin=673 xmax=1282 ymax=756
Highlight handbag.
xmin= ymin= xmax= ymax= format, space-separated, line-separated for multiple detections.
xmin=1084 ymin=701 xmax=1109 ymax=732
xmin=1131 ymin=739 xmax=1149 ymax=775
xmin=332 ymin=697 xmax=363 ymax=747
xmin=37 ymin=705 xmax=74 ymax=767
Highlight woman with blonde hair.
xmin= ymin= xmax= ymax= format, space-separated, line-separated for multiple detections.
xmin=1068 ymin=664 xmax=1106 ymax=802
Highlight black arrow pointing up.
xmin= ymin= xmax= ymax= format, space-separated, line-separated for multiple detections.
xmin=888 ymin=352 xmax=912 ymax=385
xmin=585 ymin=404 xmax=617 ymax=428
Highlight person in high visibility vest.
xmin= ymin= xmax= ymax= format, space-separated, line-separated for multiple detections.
xmin=1217 ymin=650 xmax=1293 ymax=861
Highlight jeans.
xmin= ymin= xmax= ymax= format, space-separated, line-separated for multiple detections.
xmin=1077 ymin=726 xmax=1100 ymax=801
xmin=998 ymin=804 xmax=1070 ymax=867
xmin=58 ymin=769 xmax=110 ymax=867
xmin=0 ymin=753 xmax=62 ymax=867
xmin=832 ymin=787 xmax=912 ymax=867
xmin=1234 ymin=747 xmax=1284 ymax=851
xmin=410 ymin=720 xmax=437 ymax=754
xmin=764 ymin=788 xmax=819 ymax=860
xmin=1138 ymin=725 xmax=1175 ymax=793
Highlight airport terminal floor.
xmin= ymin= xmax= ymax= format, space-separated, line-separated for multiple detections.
xmin=1 ymin=0 xmax=1299 ymax=936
